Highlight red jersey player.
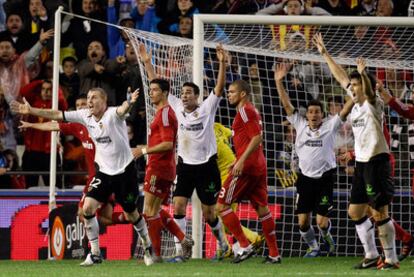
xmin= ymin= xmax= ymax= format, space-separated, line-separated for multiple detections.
xmin=217 ymin=79 xmax=281 ymax=264
xmin=133 ymin=79 xmax=194 ymax=262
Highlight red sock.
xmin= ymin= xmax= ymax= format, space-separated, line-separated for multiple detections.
xmin=393 ymin=219 xmax=412 ymax=243
xmin=220 ymin=208 xmax=249 ymax=248
xmin=145 ymin=214 xmax=163 ymax=256
xmin=260 ymin=212 xmax=280 ymax=257
xmin=159 ymin=209 xmax=185 ymax=241
xmin=111 ymin=212 xmax=128 ymax=224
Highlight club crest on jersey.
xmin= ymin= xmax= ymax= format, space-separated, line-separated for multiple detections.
xmin=193 ymin=111 xmax=199 ymax=118
xmin=99 ymin=122 xmax=103 ymax=129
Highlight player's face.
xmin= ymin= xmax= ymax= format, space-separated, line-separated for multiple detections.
xmin=306 ymin=105 xmax=323 ymax=129
xmin=149 ymin=83 xmax=165 ymax=105
xmin=181 ymin=86 xmax=197 ymax=110
xmin=350 ymin=78 xmax=365 ymax=104
xmin=87 ymin=90 xmax=107 ymax=116
xmin=227 ymin=84 xmax=242 ymax=106
xmin=40 ymin=82 xmax=52 ymax=101
xmin=75 ymin=98 xmax=88 ymax=110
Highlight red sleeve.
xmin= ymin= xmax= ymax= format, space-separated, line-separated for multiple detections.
xmin=159 ymin=110 xmax=176 ymax=142
xmin=19 ymin=80 xmax=43 ymax=103
xmin=58 ymin=122 xmax=74 ymax=136
xmin=58 ymin=86 xmax=68 ymax=111
xmin=388 ymin=97 xmax=414 ymax=120
xmin=244 ymin=107 xmax=261 ymax=139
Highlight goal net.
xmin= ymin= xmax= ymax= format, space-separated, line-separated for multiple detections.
xmin=124 ymin=15 xmax=414 ymax=258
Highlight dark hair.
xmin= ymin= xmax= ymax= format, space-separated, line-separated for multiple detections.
xmin=62 ymin=56 xmax=77 ymax=65
xmin=349 ymin=70 xmax=377 ymax=89
xmin=0 ymin=35 xmax=15 ymax=47
xmin=76 ymin=94 xmax=87 ymax=101
xmin=42 ymin=79 xmax=52 ymax=85
xmin=182 ymin=82 xmax=200 ymax=96
xmin=3 ymin=149 xmax=19 ymax=171
xmin=306 ymin=99 xmax=324 ymax=113
xmin=6 ymin=12 xmax=23 ymax=23
xmin=150 ymin=79 xmax=170 ymax=94
xmin=327 ymin=95 xmax=344 ymax=105
xmin=89 ymin=87 xmax=108 ymax=100
xmin=231 ymin=80 xmax=251 ymax=95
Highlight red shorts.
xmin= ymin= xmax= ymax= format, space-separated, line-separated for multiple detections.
xmin=144 ymin=173 xmax=173 ymax=203
xmin=218 ymin=172 xmax=268 ymax=207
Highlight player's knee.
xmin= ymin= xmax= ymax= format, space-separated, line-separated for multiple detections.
xmin=173 ymin=199 xmax=187 ymax=215
xmin=348 ymin=206 xmax=364 ymax=221
xmin=82 ymin=204 xmax=96 ymax=217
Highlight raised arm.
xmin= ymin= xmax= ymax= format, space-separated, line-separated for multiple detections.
xmin=19 ymin=120 xmax=60 ymax=131
xmin=274 ymin=63 xmax=294 ymax=116
xmin=339 ymin=98 xmax=354 ymax=121
xmin=356 ymin=57 xmax=375 ymax=103
xmin=117 ymin=88 xmax=139 ymax=117
xmin=312 ymin=33 xmax=350 ymax=90
xmin=10 ymin=98 xmax=63 ymax=120
xmin=132 ymin=142 xmax=174 ymax=160
xmin=139 ymin=43 xmax=157 ymax=81
xmin=214 ymin=44 xmax=227 ymax=97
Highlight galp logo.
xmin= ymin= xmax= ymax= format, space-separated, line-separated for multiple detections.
xmin=51 ymin=216 xmax=66 ymax=260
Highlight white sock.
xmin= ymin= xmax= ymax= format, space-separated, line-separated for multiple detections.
xmin=84 ymin=216 xmax=100 ymax=256
xmin=355 ymin=217 xmax=379 ymax=259
xmin=377 ymin=218 xmax=398 ymax=264
xmin=209 ymin=218 xmax=227 ymax=249
xmin=174 ymin=216 xmax=186 ymax=254
xmin=299 ymin=226 xmax=319 ymax=250
xmin=133 ymin=216 xmax=151 ymax=249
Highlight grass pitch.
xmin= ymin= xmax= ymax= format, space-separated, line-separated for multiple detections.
xmin=1 ymin=257 xmax=414 ymax=277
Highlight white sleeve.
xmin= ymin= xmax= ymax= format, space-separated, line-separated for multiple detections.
xmin=286 ymin=111 xmax=305 ymax=129
xmin=168 ymin=94 xmax=182 ymax=112
xmin=200 ymin=91 xmax=221 ymax=114
xmin=329 ymin=114 xmax=343 ymax=132
xmin=63 ymin=110 xmax=86 ymax=124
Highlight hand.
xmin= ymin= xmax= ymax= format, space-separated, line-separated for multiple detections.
xmin=10 ymin=98 xmax=32 ymax=115
xmin=356 ymin=57 xmax=366 ymax=74
xmin=94 ymin=64 xmax=105 ymax=74
xmin=216 ymin=43 xmax=227 ymax=64
xmin=0 ymin=168 xmax=7 ymax=175
xmin=338 ymin=149 xmax=354 ymax=164
xmin=37 ymin=4 xmax=47 ymax=17
xmin=116 ymin=56 xmax=126 ymax=64
xmin=376 ymin=80 xmax=391 ymax=104
xmin=139 ymin=43 xmax=151 ymax=63
xmin=132 ymin=145 xmax=146 ymax=159
xmin=18 ymin=120 xmax=33 ymax=130
xmin=274 ymin=63 xmax=289 ymax=81
xmin=312 ymin=33 xmax=327 ymax=55
xmin=129 ymin=88 xmax=140 ymax=104
xmin=39 ymin=29 xmax=54 ymax=44
xmin=108 ymin=0 xmax=115 ymax=7
xmin=232 ymin=159 xmax=244 ymax=176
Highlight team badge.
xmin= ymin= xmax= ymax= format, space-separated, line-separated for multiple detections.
xmin=99 ymin=122 xmax=103 ymax=129
xmin=193 ymin=111 xmax=199 ymax=118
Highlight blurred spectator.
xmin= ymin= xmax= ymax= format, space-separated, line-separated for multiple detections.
xmin=24 ymin=0 xmax=51 ymax=42
xmin=107 ymin=0 xmax=136 ymax=58
xmin=62 ymin=0 xmax=108 ymax=61
xmin=158 ymin=0 xmax=199 ymax=35
xmin=2 ymin=148 xmax=26 ymax=189
xmin=275 ymin=121 xmax=298 ymax=188
xmin=258 ymin=0 xmax=330 ymax=51
xmin=0 ymin=28 xmax=53 ymax=102
xmin=376 ymin=0 xmax=394 ymax=16
xmin=0 ymin=86 xmax=16 ymax=151
xmin=60 ymin=56 xmax=80 ymax=109
xmin=316 ymin=0 xmax=352 ymax=15
xmin=211 ymin=0 xmax=272 ymax=14
xmin=131 ymin=0 xmax=160 ymax=32
xmin=248 ymin=62 xmax=263 ymax=112
xmin=225 ymin=51 xmax=241 ymax=86
xmin=115 ymin=41 xmax=144 ymax=105
xmin=77 ymin=40 xmax=124 ymax=105
xmin=0 ymin=12 xmax=36 ymax=54
xmin=352 ymin=0 xmax=377 ymax=15
xmin=172 ymin=15 xmax=192 ymax=38
xmin=19 ymin=79 xmax=68 ymax=187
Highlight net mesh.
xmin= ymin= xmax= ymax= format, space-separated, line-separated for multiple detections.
xmin=125 ymin=21 xmax=414 ymax=258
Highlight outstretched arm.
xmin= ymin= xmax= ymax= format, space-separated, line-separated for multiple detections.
xmin=19 ymin=120 xmax=60 ymax=131
xmin=313 ymin=33 xmax=350 ymax=89
xmin=274 ymin=63 xmax=294 ymax=116
xmin=132 ymin=142 xmax=174 ymax=160
xmin=116 ymin=88 xmax=139 ymax=117
xmin=356 ymin=57 xmax=375 ymax=103
xmin=10 ymin=98 xmax=63 ymax=120
xmin=214 ymin=44 xmax=227 ymax=97
xmin=139 ymin=43 xmax=157 ymax=81
xmin=339 ymin=98 xmax=354 ymax=121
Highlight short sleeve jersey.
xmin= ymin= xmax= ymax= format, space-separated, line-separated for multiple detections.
xmin=232 ymin=102 xmax=266 ymax=175
xmin=350 ymin=97 xmax=389 ymax=162
xmin=147 ymin=105 xmax=178 ymax=181
xmin=168 ymin=91 xmax=221 ymax=164
xmin=63 ymin=107 xmax=133 ymax=175
xmin=287 ymin=112 xmax=343 ymax=178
